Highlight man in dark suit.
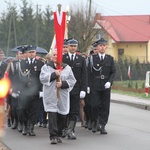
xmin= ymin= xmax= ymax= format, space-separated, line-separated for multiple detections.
xmin=63 ymin=38 xmax=87 ymax=139
xmin=88 ymin=38 xmax=116 ymax=134
xmin=0 ymin=50 xmax=7 ymax=79
xmin=63 ymin=39 xmax=69 ymax=54
xmin=18 ymin=45 xmax=44 ymax=136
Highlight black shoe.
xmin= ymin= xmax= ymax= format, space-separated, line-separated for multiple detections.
xmin=57 ymin=138 xmax=62 ymax=143
xmin=51 ymin=138 xmax=57 ymax=144
xmin=43 ymin=124 xmax=47 ymax=128
xmin=22 ymin=126 xmax=28 ymax=135
xmin=88 ymin=120 xmax=92 ymax=130
xmin=67 ymin=131 xmax=76 ymax=140
xmin=17 ymin=123 xmax=23 ymax=132
xmin=39 ymin=123 xmax=42 ymax=127
xmin=7 ymin=119 xmax=11 ymax=127
xmin=29 ymin=131 xmax=36 ymax=136
xmin=100 ymin=126 xmax=107 ymax=134
xmin=11 ymin=121 xmax=18 ymax=130
xmin=62 ymin=129 xmax=67 ymax=138
xmin=29 ymin=126 xmax=36 ymax=136
xmin=97 ymin=125 xmax=100 ymax=131
xmin=84 ymin=121 xmax=88 ymax=129
xmin=92 ymin=121 xmax=97 ymax=133
xmin=29 ymin=124 xmax=36 ymax=136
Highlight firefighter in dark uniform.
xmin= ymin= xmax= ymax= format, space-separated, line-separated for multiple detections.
xmin=9 ymin=48 xmax=22 ymax=130
xmin=88 ymin=38 xmax=116 ymax=134
xmin=18 ymin=45 xmax=44 ymax=136
xmin=84 ymin=49 xmax=97 ymax=130
xmin=86 ymin=48 xmax=99 ymax=130
xmin=63 ymin=39 xmax=69 ymax=54
xmin=9 ymin=46 xmax=26 ymax=131
xmin=63 ymin=38 xmax=87 ymax=139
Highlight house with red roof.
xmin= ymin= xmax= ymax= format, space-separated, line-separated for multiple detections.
xmin=94 ymin=13 xmax=150 ymax=62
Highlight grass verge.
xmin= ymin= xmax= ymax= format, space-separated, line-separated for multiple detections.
xmin=112 ymin=89 xmax=150 ymax=100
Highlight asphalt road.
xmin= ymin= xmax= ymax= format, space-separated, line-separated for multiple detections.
xmin=2 ymin=102 xmax=150 ymax=150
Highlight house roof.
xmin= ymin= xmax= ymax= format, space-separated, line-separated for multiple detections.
xmin=96 ymin=15 xmax=150 ymax=43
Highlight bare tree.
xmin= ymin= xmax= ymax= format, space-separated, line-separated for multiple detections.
xmin=68 ymin=1 xmax=99 ymax=53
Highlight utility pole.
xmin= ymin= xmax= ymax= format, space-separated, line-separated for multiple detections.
xmin=35 ymin=4 xmax=39 ymax=46
xmin=89 ymin=0 xmax=92 ymax=17
xmin=7 ymin=12 xmax=12 ymax=56
xmin=12 ymin=11 xmax=17 ymax=47
xmin=5 ymin=1 xmax=12 ymax=56
xmin=5 ymin=1 xmax=17 ymax=56
xmin=84 ymin=0 xmax=92 ymax=41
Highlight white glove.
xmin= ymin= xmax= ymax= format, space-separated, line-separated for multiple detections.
xmin=87 ymin=87 xmax=90 ymax=94
xmin=104 ymin=82 xmax=111 ymax=89
xmin=80 ymin=91 xmax=86 ymax=99
xmin=39 ymin=91 xmax=43 ymax=98
xmin=11 ymin=92 xmax=19 ymax=98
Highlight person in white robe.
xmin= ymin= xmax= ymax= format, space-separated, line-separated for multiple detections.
xmin=40 ymin=50 xmax=76 ymax=144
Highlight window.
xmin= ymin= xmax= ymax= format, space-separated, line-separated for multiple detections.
xmin=118 ymin=49 xmax=124 ymax=56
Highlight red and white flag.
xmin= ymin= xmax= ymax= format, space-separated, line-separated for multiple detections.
xmin=53 ymin=11 xmax=66 ymax=70
xmin=128 ymin=66 xmax=131 ymax=79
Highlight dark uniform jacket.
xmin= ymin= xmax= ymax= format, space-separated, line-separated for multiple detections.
xmin=88 ymin=54 xmax=116 ymax=91
xmin=63 ymin=53 xmax=87 ymax=95
xmin=19 ymin=58 xmax=44 ymax=96
xmin=8 ymin=60 xmax=20 ymax=92
xmin=0 ymin=61 xmax=7 ymax=79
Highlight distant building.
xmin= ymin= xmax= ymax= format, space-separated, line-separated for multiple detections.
xmin=93 ymin=13 xmax=150 ymax=63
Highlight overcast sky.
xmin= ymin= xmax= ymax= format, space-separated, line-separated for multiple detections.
xmin=1 ymin=0 xmax=150 ymax=16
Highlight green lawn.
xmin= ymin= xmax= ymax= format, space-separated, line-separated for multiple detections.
xmin=112 ymin=80 xmax=150 ymax=99
xmin=113 ymin=80 xmax=145 ymax=89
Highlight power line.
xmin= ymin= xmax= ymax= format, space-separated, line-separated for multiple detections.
xmin=93 ymin=0 xmax=150 ymax=23
xmin=93 ymin=1 xmax=150 ymax=38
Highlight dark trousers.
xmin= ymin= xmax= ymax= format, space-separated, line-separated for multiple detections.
xmin=38 ymin=98 xmax=44 ymax=124
xmin=48 ymin=112 xmax=66 ymax=139
xmin=43 ymin=111 xmax=47 ymax=124
xmin=84 ymin=93 xmax=92 ymax=122
xmin=38 ymin=98 xmax=47 ymax=124
xmin=91 ymin=89 xmax=111 ymax=126
xmin=69 ymin=94 xmax=80 ymax=121
xmin=10 ymin=96 xmax=18 ymax=122
xmin=7 ymin=94 xmax=14 ymax=124
xmin=18 ymin=94 xmax=39 ymax=125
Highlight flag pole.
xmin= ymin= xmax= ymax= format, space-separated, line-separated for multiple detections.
xmin=49 ymin=34 xmax=56 ymax=54
xmin=56 ymin=4 xmax=61 ymax=98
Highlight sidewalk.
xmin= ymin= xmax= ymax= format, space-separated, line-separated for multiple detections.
xmin=111 ymin=92 xmax=150 ymax=110
xmin=0 ymin=140 xmax=10 ymax=150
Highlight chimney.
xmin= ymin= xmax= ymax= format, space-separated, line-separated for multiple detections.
xmin=94 ymin=13 xmax=102 ymax=22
